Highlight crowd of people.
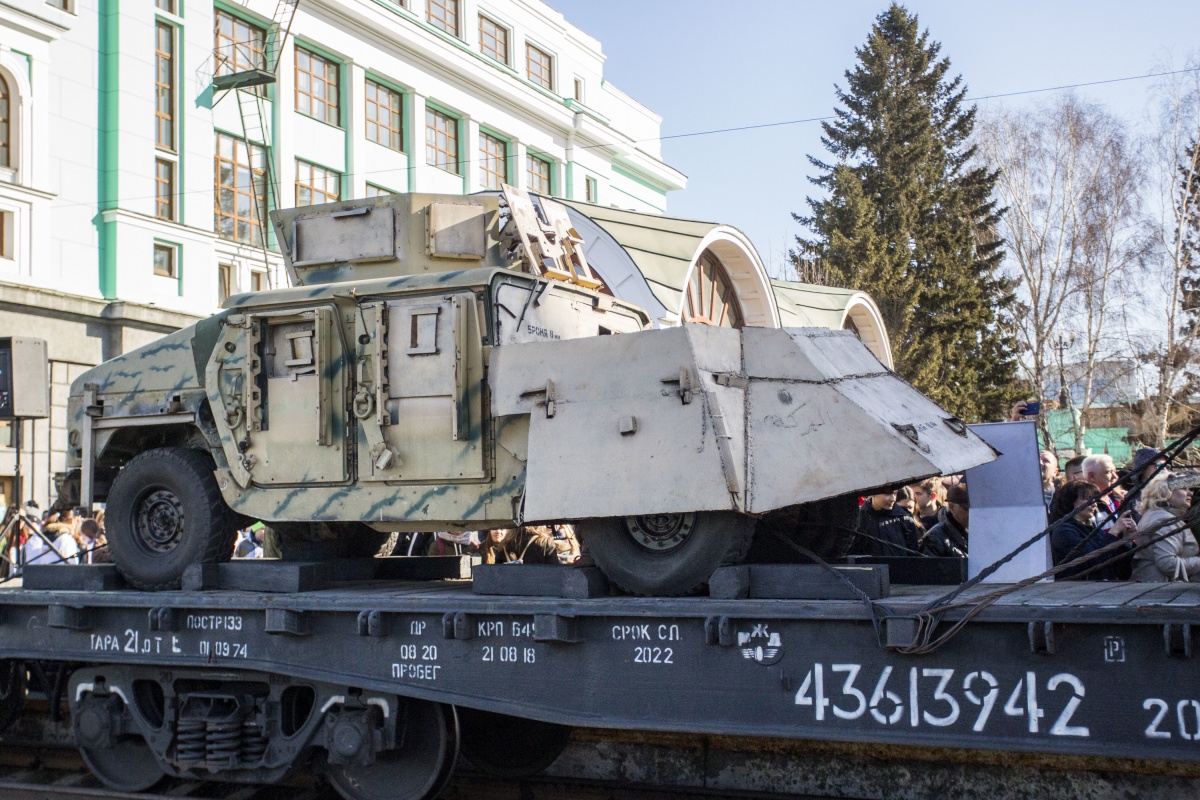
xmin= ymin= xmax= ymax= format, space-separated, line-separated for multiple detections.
xmin=5 ymin=500 xmax=110 ymax=571
xmin=231 ymin=522 xmax=583 ymax=565
xmin=852 ymin=444 xmax=1200 ymax=584
xmin=10 ymin=440 xmax=1199 ymax=588
xmin=851 ymin=477 xmax=970 ymax=560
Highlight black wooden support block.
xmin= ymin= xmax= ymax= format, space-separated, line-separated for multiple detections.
xmin=183 ymin=560 xmax=374 ymax=593
xmin=709 ymin=564 xmax=890 ymax=600
xmin=472 ymin=565 xmax=609 ymax=598
xmin=22 ymin=565 xmax=125 ymax=591
xmin=265 ymin=607 xmax=310 ymax=636
xmin=535 ymin=614 xmax=579 ymax=643
xmin=844 ymin=556 xmax=967 ymax=585
xmin=47 ymin=604 xmax=92 ymax=631
xmin=374 ymin=556 xmax=478 ymax=581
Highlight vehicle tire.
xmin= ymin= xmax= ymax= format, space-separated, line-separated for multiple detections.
xmin=576 ymin=511 xmax=755 ymax=596
xmin=106 ymin=447 xmax=237 ymax=590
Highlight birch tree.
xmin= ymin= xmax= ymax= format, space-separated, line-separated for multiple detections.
xmin=1139 ymin=63 xmax=1200 ymax=447
xmin=978 ymin=96 xmax=1144 ymax=453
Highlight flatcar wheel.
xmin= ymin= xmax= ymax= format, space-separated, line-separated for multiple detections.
xmin=458 ymin=707 xmax=571 ymax=778
xmin=329 ymin=699 xmax=459 ymax=800
xmin=79 ymin=737 xmax=166 ymax=793
xmin=578 ymin=511 xmax=756 ymax=596
xmin=0 ymin=660 xmax=25 ymax=732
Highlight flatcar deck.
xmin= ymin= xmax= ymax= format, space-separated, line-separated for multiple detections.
xmin=1 ymin=571 xmax=1198 ymax=765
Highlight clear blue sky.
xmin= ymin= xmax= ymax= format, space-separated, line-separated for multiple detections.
xmin=549 ymin=0 xmax=1200 ymax=277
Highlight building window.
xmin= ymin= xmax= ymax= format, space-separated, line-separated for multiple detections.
xmin=684 ymin=252 xmax=744 ymax=329
xmin=573 ymin=77 xmax=584 ymax=103
xmin=527 ymin=154 xmax=551 ymax=195
xmin=585 ymin=176 xmax=598 ymax=203
xmin=215 ymin=11 xmax=266 ymax=75
xmin=155 ymin=0 xmax=174 ymax=12
xmin=426 ymin=0 xmax=457 ymax=36
xmin=0 ymin=211 xmax=13 ymax=259
xmin=218 ymin=264 xmax=233 ymax=303
xmin=526 ymin=44 xmax=553 ymax=91
xmin=250 ymin=270 xmax=265 ymax=292
xmin=295 ymin=47 xmax=339 ymax=126
xmin=0 ymin=74 xmax=10 ymax=169
xmin=478 ymin=15 xmax=508 ymax=65
xmin=425 ymin=108 xmax=458 ymax=174
xmin=365 ymin=184 xmax=393 ymax=197
xmin=155 ymin=22 xmax=175 ymax=150
xmin=296 ymin=160 xmax=340 ymax=206
xmin=478 ymin=132 xmax=507 ymax=190
xmin=214 ymin=132 xmax=266 ymax=245
xmin=155 ymin=159 xmax=174 ymax=220
xmin=153 ymin=243 xmax=177 ymax=278
xmin=45 ymin=0 xmax=72 ymax=10
xmin=365 ymin=80 xmax=403 ymax=151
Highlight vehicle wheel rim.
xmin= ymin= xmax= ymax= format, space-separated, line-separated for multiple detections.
xmin=623 ymin=513 xmax=696 ymax=553
xmin=134 ymin=488 xmax=185 ymax=553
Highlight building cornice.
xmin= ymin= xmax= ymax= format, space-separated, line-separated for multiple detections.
xmin=0 ymin=280 xmax=202 ymax=332
xmin=0 ymin=0 xmax=70 ymax=41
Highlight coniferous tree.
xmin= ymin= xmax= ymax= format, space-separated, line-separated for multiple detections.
xmin=793 ymin=4 xmax=1019 ymax=421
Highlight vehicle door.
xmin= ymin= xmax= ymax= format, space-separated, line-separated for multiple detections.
xmin=352 ymin=291 xmax=487 ymax=483
xmin=206 ymin=304 xmax=349 ymax=487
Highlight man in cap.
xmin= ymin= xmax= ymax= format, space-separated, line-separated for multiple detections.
xmin=921 ymin=483 xmax=970 ymax=557
xmin=852 ymin=490 xmax=921 ymax=558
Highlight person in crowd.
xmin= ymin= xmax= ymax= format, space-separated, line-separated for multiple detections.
xmin=1049 ymin=480 xmax=1133 ymax=580
xmin=1010 ymin=399 xmax=1037 ymax=420
xmin=1039 ymin=451 xmax=1059 ymax=510
xmin=1122 ymin=448 xmax=1165 ymax=520
xmin=911 ymin=479 xmax=944 ymax=531
xmin=24 ymin=522 xmax=80 ymax=566
xmin=1082 ymin=454 xmax=1137 ymax=538
xmin=920 ymin=483 xmax=969 ymax=557
xmin=234 ymin=524 xmax=265 ymax=558
xmin=78 ymin=518 xmax=111 ymax=564
xmin=424 ymin=531 xmax=480 ymax=557
xmin=894 ymin=486 xmax=918 ymax=517
xmin=550 ymin=524 xmax=581 ymax=564
xmin=1063 ymin=456 xmax=1086 ymax=484
xmin=1131 ymin=473 xmax=1200 ymax=582
xmin=852 ymin=491 xmax=920 ymax=558
xmin=480 ymin=527 xmax=565 ymax=565
xmin=940 ymin=474 xmax=963 ymax=493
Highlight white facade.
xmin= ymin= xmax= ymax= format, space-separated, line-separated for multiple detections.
xmin=66 ymin=0 xmax=685 ymax=318
xmin=0 ymin=0 xmax=686 ymax=508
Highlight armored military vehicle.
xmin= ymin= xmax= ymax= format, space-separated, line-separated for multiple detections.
xmin=61 ymin=187 xmax=996 ymax=595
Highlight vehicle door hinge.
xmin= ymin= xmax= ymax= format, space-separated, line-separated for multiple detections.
xmin=520 ymin=379 xmax=557 ymax=418
xmin=661 ymin=368 xmax=694 ymax=404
